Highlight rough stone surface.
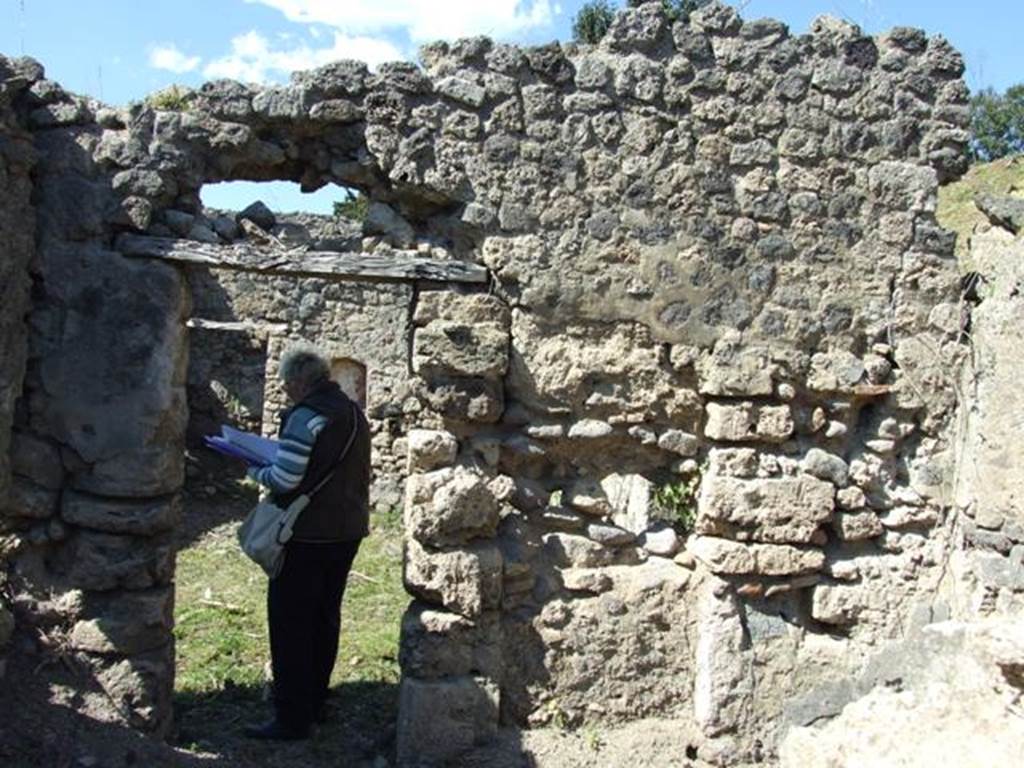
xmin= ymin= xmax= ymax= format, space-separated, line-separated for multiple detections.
xmin=697 ymin=474 xmax=835 ymax=544
xmin=0 ymin=5 xmax=988 ymax=762
xmin=780 ymin=620 xmax=1024 ymax=767
xmin=705 ymin=402 xmax=795 ymax=443
xmin=406 ymin=468 xmax=500 ymax=547
xmin=688 ymin=535 xmax=826 ymax=576
xmin=404 ymin=538 xmax=502 ymax=618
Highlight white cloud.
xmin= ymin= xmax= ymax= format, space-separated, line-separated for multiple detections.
xmin=203 ymin=30 xmax=405 ymax=83
xmin=243 ymin=0 xmax=559 ymax=42
xmin=149 ymin=43 xmax=202 ymax=73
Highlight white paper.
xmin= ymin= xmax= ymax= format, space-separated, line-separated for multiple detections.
xmin=221 ymin=426 xmax=279 ymax=464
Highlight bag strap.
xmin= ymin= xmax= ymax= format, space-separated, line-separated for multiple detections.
xmin=305 ymin=400 xmax=360 ymax=499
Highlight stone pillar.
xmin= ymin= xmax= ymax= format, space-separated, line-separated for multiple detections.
xmin=397 ymin=290 xmax=510 ymax=766
xmin=7 ymin=240 xmax=189 ymax=735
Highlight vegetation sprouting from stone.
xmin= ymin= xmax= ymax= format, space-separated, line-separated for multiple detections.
xmin=145 ymin=84 xmax=193 ymax=112
xmin=654 ymin=474 xmax=700 ymax=533
xmin=334 ymin=189 xmax=370 ymax=222
xmin=971 ymin=83 xmax=1024 ymax=161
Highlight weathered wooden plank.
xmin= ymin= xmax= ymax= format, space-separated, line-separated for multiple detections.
xmin=186 ymin=318 xmax=289 ymax=335
xmin=115 ymin=235 xmax=489 ymax=284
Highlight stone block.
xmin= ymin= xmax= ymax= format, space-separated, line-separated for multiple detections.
xmin=406 ymin=469 xmax=499 ymax=547
xmin=33 ymin=246 xmax=188 ymax=498
xmin=10 ymin=431 xmax=64 ymax=489
xmin=400 ymin=602 xmax=502 ymax=680
xmin=603 ymin=473 xmax=654 ymax=534
xmin=585 ymin=521 xmax=635 ymax=547
xmin=415 ymin=292 xmax=511 ymax=327
xmin=61 ymin=491 xmax=179 ymax=535
xmin=833 ymin=510 xmax=883 ymax=541
xmin=564 ymin=477 xmax=611 ymax=517
xmin=404 ymin=538 xmax=502 ymax=618
xmin=54 ymin=530 xmax=174 ymax=591
xmin=423 ymin=377 xmax=504 ymax=423
xmin=639 ymin=523 xmax=681 ymax=557
xmin=697 ymin=475 xmax=834 ymax=544
xmin=697 ymin=343 xmax=774 ymax=397
xmin=413 ymin=322 xmax=509 ymax=380
xmin=694 ymin=585 xmax=749 ymax=738
xmin=407 ymin=429 xmax=458 ymax=472
xmin=658 ymin=429 xmax=699 ymax=457
xmin=688 ymin=536 xmax=825 ymax=576
xmin=868 ymin=161 xmax=938 ymax=212
xmin=704 ymin=402 xmax=794 ymax=443
xmin=543 ymin=532 xmax=617 ymax=568
xmin=807 ymin=351 xmax=866 ymax=393
xmin=567 ymin=419 xmax=614 ymax=439
xmin=811 ymin=582 xmax=861 ymax=625
xmin=90 ymin=645 xmax=173 ymax=735
xmin=69 ymin=587 xmax=173 ymax=655
xmin=396 ymin=676 xmax=499 ymax=767
xmin=8 ymin=477 xmax=59 ymax=519
xmin=802 ymin=448 xmax=850 ymax=486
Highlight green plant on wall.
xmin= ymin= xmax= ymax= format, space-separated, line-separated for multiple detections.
xmin=653 ymin=472 xmax=700 ymax=533
xmin=145 ymin=84 xmax=194 ymax=112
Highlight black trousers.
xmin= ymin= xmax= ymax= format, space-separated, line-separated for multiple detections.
xmin=267 ymin=539 xmax=361 ymax=728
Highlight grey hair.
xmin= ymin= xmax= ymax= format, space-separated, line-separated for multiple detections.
xmin=279 ymin=347 xmax=330 ymax=387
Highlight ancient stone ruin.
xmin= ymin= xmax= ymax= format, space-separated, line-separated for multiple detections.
xmin=1 ymin=2 xmax=1021 ymax=764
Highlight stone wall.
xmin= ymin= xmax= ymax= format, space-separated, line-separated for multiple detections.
xmin=0 ymin=56 xmax=38 ymax=657
xmin=0 ymin=0 xmax=1007 ymax=763
xmin=951 ymin=196 xmax=1024 ymax=616
xmin=0 ymin=56 xmax=189 ymax=734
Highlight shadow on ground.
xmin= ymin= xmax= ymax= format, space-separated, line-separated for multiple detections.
xmin=174 ymin=679 xmax=398 ymax=766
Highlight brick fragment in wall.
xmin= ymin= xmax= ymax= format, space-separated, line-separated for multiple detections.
xmin=704 ymin=402 xmax=795 ymax=443
xmin=697 ymin=475 xmax=835 ymax=544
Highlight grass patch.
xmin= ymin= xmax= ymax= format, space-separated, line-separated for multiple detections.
xmin=173 ymin=506 xmax=405 ymax=758
xmin=937 ymin=155 xmax=1024 ymax=266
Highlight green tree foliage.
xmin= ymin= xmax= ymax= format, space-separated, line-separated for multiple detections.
xmin=573 ymin=0 xmax=616 ymax=44
xmin=971 ymin=84 xmax=1024 ymax=161
xmin=627 ymin=0 xmax=711 ymax=23
xmin=333 ymin=189 xmax=369 ymax=222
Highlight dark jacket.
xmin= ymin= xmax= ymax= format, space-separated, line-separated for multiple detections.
xmin=275 ymin=381 xmax=371 ymax=542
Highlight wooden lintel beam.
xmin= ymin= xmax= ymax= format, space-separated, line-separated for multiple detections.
xmin=115 ymin=235 xmax=489 ymax=285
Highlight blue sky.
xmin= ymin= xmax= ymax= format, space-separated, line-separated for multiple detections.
xmin=2 ymin=0 xmax=1019 ymax=213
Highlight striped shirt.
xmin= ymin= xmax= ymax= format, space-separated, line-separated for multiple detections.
xmin=248 ymin=406 xmax=329 ymax=495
